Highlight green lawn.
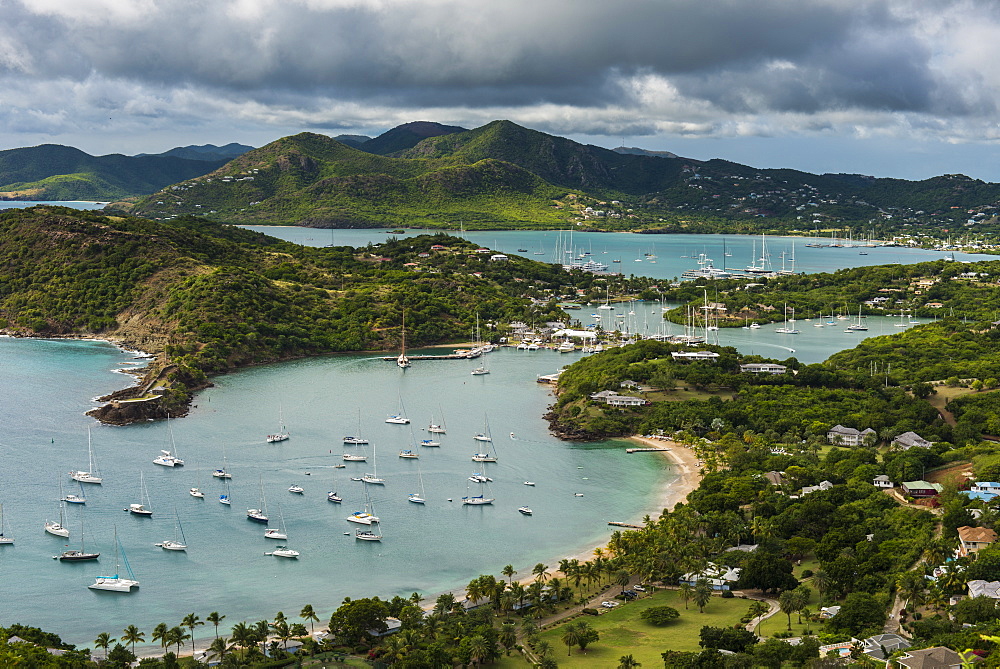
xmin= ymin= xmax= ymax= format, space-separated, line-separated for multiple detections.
xmin=753 ymin=588 xmax=821 ymax=639
xmin=532 ymin=589 xmax=752 ymax=667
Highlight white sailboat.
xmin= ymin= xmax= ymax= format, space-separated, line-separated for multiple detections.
xmin=408 ymin=465 xmax=426 ymax=504
xmin=247 ymin=476 xmax=268 ymax=523
xmin=69 ymin=428 xmax=102 ymax=484
xmin=153 ymin=418 xmax=184 ymax=466
xmin=775 ymin=304 xmax=800 ymax=334
xmin=355 ymin=492 xmax=382 ymax=541
xmin=190 ymin=469 xmax=205 ymax=498
xmin=45 ymin=496 xmax=70 ymax=537
xmin=0 ymin=503 xmax=13 ymax=545
xmin=266 ymin=405 xmax=290 ymax=443
xmin=397 ymin=310 xmax=411 ymax=369
xmin=155 ymin=507 xmax=188 ymax=551
xmin=362 ymin=442 xmax=385 ymax=484
xmin=212 ymin=444 xmax=232 ymax=479
xmin=127 ymin=472 xmax=153 ymax=516
xmin=472 ymin=415 xmax=497 ymax=462
xmin=462 ymin=478 xmax=495 ymax=505
xmin=426 ymin=408 xmax=446 ymax=434
xmin=846 ymin=305 xmax=869 ymax=331
xmin=89 ymin=527 xmax=139 ymax=592
xmin=265 ymin=503 xmax=289 ymax=540
xmin=386 ymin=394 xmax=410 ymax=424
xmin=219 ymin=478 xmax=232 ymax=505
xmin=344 ymin=408 xmax=369 ymax=444
xmin=473 ymin=414 xmax=493 ymax=443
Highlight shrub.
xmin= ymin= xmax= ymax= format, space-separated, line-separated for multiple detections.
xmin=721 ymin=590 xmax=735 ymax=598
xmin=581 ymin=608 xmax=599 ymax=616
xmin=640 ymin=606 xmax=681 ymax=626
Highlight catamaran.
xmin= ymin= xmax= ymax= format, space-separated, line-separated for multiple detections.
xmin=69 ymin=428 xmax=102 ymax=484
xmin=89 ymin=527 xmax=139 ymax=592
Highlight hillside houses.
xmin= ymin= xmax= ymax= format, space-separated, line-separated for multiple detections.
xmin=893 ymin=431 xmax=933 ymax=450
xmin=827 ymin=425 xmax=876 ymax=446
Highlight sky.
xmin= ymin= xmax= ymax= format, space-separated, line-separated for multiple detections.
xmin=3 ymin=0 xmax=1000 ymax=181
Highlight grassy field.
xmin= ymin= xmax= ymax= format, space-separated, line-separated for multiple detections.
xmin=529 ymin=589 xmax=752 ymax=667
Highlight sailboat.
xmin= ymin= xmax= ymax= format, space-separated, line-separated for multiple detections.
xmin=846 ymin=306 xmax=869 ymax=332
xmin=247 ymin=476 xmax=268 ymax=523
xmin=69 ymin=428 xmax=102 ymax=484
xmin=775 ymin=304 xmax=800 ymax=334
xmin=426 ymin=408 xmax=447 ymax=434
xmin=355 ymin=490 xmax=382 ymax=541
xmin=346 ymin=484 xmax=380 ymax=524
xmin=343 ymin=409 xmax=369 ymax=444
xmin=190 ymin=469 xmax=205 ymax=498
xmin=155 ymin=507 xmax=188 ymax=551
xmin=55 ymin=520 xmax=100 ymax=560
xmin=153 ymin=418 xmax=184 ymax=466
xmin=266 ymin=405 xmax=290 ymax=443
xmin=397 ymin=310 xmax=411 ymax=369
xmin=45 ymin=496 xmax=70 ymax=537
xmin=462 ymin=477 xmax=495 ymax=505
xmin=362 ymin=442 xmax=385 ymax=484
xmin=894 ymin=311 xmax=909 ymax=328
xmin=219 ymin=478 xmax=232 ymax=505
xmin=473 ymin=414 xmax=493 ymax=443
xmin=598 ymin=285 xmax=614 ymax=310
xmin=385 ymin=394 xmax=410 ymax=424
xmin=408 ymin=465 xmax=426 ymax=504
xmin=212 ymin=444 xmax=233 ymax=479
xmin=126 ymin=472 xmax=153 ymax=516
xmin=89 ymin=527 xmax=139 ymax=592
xmin=0 ymin=503 xmax=13 ymax=545
xmin=265 ymin=503 xmax=289 ymax=540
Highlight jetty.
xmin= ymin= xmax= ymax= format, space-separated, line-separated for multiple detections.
xmin=625 ymin=447 xmax=671 ymax=453
xmin=381 ymin=351 xmax=481 ymax=362
xmin=608 ymin=521 xmax=644 ymax=529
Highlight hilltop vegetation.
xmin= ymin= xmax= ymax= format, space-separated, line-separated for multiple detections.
xmin=0 ymin=206 xmax=607 ymax=421
xmin=120 ymin=120 xmax=1000 ymax=237
xmin=0 ymin=144 xmax=228 ymax=201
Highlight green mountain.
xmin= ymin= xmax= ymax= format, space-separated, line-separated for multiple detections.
xmin=0 ymin=144 xmax=228 ymax=201
xmin=359 ymin=120 xmax=466 ymax=155
xmin=129 ymin=131 xmax=572 ymax=228
xmin=0 ymin=206 xmax=587 ymax=423
xmin=137 ymin=143 xmax=254 ymax=161
xmin=125 ymin=120 xmax=1000 ymax=233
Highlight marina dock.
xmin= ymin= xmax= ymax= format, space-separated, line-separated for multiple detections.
xmin=608 ymin=521 xmax=644 ymax=529
xmin=380 ymin=351 xmax=480 ymax=361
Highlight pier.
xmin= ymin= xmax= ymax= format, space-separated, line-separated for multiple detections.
xmin=380 ymin=351 xmax=481 ymax=362
xmin=608 ymin=521 xmax=644 ymax=529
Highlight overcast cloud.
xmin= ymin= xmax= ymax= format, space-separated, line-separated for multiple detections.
xmin=3 ymin=0 xmax=1000 ymax=179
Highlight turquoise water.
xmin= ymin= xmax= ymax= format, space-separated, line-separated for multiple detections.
xmin=0 ymin=340 xmax=666 ymax=646
xmin=241 ymin=226 xmax=998 ymax=281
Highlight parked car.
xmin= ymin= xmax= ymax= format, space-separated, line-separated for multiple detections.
xmin=621 ymin=591 xmax=638 ymax=600
xmin=601 ymin=601 xmax=620 ymax=608
xmin=633 ymin=584 xmax=646 ymax=592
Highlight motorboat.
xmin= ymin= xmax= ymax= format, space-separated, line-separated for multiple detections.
xmin=523 ymin=481 xmax=536 ymax=486
xmin=288 ymin=484 xmax=304 ymax=494
xmin=385 ymin=414 xmax=409 ymax=424
xmin=327 ymin=491 xmax=343 ymax=503
xmin=518 ymin=506 xmax=533 ymax=515
xmin=153 ymin=449 xmax=184 ymax=467
xmin=472 ymin=453 xmax=497 ymax=462
xmin=264 ymin=528 xmax=287 ymax=540
xmin=266 ymin=545 xmax=299 ymax=558
xmin=471 ymin=366 xmax=490 ymax=375
xmin=419 ymin=439 xmax=441 ymax=447
xmin=343 ymin=436 xmax=369 ymax=445
xmin=355 ymin=529 xmax=382 ymax=541
xmin=398 ymin=449 xmax=418 ymax=458
xmin=469 ymin=474 xmax=492 ymax=483
xmin=189 ymin=487 xmax=204 ymax=498
xmin=343 ymin=454 xmax=367 ymax=461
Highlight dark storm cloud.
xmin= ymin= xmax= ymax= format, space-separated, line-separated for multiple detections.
xmin=0 ymin=0 xmax=972 ymax=115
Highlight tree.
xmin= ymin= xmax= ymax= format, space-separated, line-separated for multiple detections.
xmin=94 ymin=632 xmax=116 ymax=660
xmin=827 ymin=592 xmax=887 ymax=636
xmin=619 ymin=653 xmax=642 ymax=668
xmin=498 ymin=622 xmax=517 ymax=656
xmin=228 ymin=622 xmax=254 ymax=658
xmin=328 ymin=597 xmax=390 ymax=645
xmin=121 ymin=625 xmax=144 ymax=655
xmin=614 ymin=568 xmax=631 ymax=594
xmin=736 ymin=551 xmax=799 ymax=594
xmin=300 ymin=604 xmax=319 ymax=635
xmin=575 ymin=621 xmax=599 ymax=652
xmin=953 ymin=596 xmax=1000 ymax=625
xmin=640 ymin=606 xmax=680 ymax=625
xmin=533 ymin=563 xmax=551 ymax=583
xmin=562 ymin=621 xmax=583 ymax=656
xmin=699 ymin=625 xmax=758 ymax=653
xmin=206 ymin=637 xmax=230 ymax=663
xmin=151 ymin=623 xmax=169 ymax=651
xmin=105 ymin=643 xmax=136 ymax=669
xmin=206 ymin=611 xmax=225 ymax=640
xmin=694 ymin=579 xmax=713 ymax=613
xmin=678 ymin=582 xmax=694 ymax=609
xmin=778 ymin=591 xmax=797 ymax=631
xmin=166 ymin=626 xmax=190 ymax=656
xmin=502 ymin=564 xmax=517 ymax=585
xmin=182 ymin=612 xmax=204 ymax=655
xmin=467 ymin=634 xmax=489 ymax=666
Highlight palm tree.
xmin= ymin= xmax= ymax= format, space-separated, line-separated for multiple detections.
xmin=693 ymin=579 xmax=712 ymax=613
xmin=779 ymin=590 xmax=797 ymax=630
xmin=300 ymin=604 xmax=319 ymax=635
xmin=271 ymin=619 xmax=292 ymax=650
xmin=619 ymin=654 xmax=642 ymax=668
xmin=253 ymin=620 xmax=270 ymax=655
xmin=812 ymin=569 xmax=831 ymax=602
xmin=206 ymin=637 xmax=230 ymax=663
xmin=502 ymin=564 xmax=517 ymax=585
xmin=206 ymin=612 xmax=225 ymax=640
xmin=561 ymin=621 xmax=583 ymax=656
xmin=498 ymin=622 xmax=517 ymax=656
xmin=677 ymin=582 xmax=694 ymax=609
xmin=228 ymin=622 xmax=254 ymax=658
xmin=94 ymin=632 xmax=115 ymax=661
xmin=532 ymin=562 xmax=550 ymax=583
xmin=467 ymin=634 xmax=489 ymax=666
xmin=166 ymin=626 xmax=190 ymax=657
xmin=151 ymin=623 xmax=169 ymax=651
xmin=614 ymin=569 xmax=631 ymax=595
xmin=182 ymin=613 xmax=204 ymax=655
xmin=121 ymin=625 xmax=144 ymax=655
